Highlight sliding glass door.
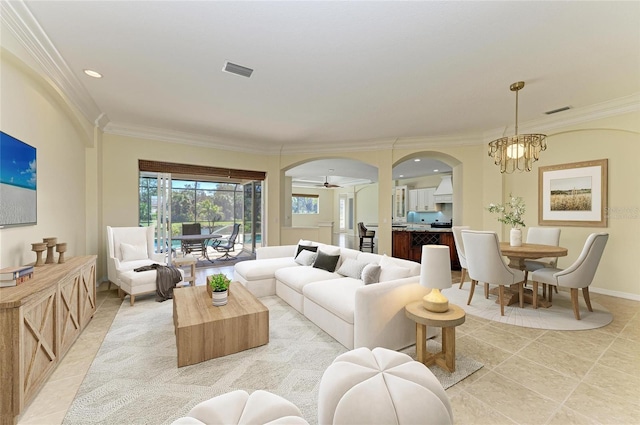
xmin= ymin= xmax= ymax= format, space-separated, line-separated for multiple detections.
xmin=243 ymin=181 xmax=262 ymax=253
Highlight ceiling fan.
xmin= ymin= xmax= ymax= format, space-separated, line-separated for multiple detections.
xmin=318 ymin=176 xmax=341 ymax=188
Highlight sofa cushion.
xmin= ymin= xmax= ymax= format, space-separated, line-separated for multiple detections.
xmin=235 ymin=257 xmax=298 ymax=281
xmin=361 ymin=263 xmax=382 ymax=284
xmin=313 ymin=251 xmax=341 ymax=272
xmin=317 ymin=245 xmax=341 ymax=256
xmin=379 ymin=254 xmax=421 ymax=276
xmin=303 ymin=278 xmax=362 ymax=324
xmin=379 ymin=265 xmax=411 ymax=282
xmin=356 ymin=252 xmax=382 ymax=264
xmin=295 ymin=249 xmax=317 ymax=266
xmin=275 ymin=266 xmax=341 ymax=294
xmin=336 ymin=259 xmax=370 ymax=279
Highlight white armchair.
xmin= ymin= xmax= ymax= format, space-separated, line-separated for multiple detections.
xmin=106 ymin=226 xmax=165 ymax=289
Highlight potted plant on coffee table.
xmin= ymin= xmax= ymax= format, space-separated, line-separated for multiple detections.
xmin=207 ymin=273 xmax=230 ymax=306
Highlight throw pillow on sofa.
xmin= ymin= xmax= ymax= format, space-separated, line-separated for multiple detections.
xmin=296 ymin=244 xmax=318 ymax=258
xmin=336 ymin=259 xmax=370 ymax=279
xmin=295 ymin=249 xmax=318 ymax=266
xmin=313 ymin=250 xmax=341 ymax=272
xmin=361 ymin=263 xmax=382 ymax=284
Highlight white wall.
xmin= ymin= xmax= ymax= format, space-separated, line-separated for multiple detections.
xmin=0 ymin=51 xmax=92 ymax=269
xmin=355 ymin=183 xmax=379 ymax=229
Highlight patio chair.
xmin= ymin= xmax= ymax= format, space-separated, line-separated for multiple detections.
xmin=211 ymin=223 xmax=241 ymax=260
xmin=181 ymin=222 xmax=203 ymax=256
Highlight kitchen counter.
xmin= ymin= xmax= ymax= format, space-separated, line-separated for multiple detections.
xmin=396 ymin=226 xmax=452 ymax=232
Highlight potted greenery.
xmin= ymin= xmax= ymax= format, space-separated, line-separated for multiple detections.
xmin=207 ymin=273 xmax=231 ymax=306
xmin=487 ymin=194 xmax=526 ymax=246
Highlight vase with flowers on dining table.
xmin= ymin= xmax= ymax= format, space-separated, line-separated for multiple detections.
xmin=488 ymin=193 xmax=526 ymax=247
xmin=510 ymin=228 xmax=522 ymax=247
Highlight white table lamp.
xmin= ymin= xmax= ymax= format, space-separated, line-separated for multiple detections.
xmin=420 ymin=245 xmax=452 ymax=313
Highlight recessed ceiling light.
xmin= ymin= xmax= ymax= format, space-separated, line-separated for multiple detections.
xmin=83 ymin=69 xmax=102 ymax=78
xmin=399 ymin=174 xmax=404 ymax=178
xmin=414 ymin=159 xmax=421 ymax=162
xmin=433 ymin=169 xmax=439 ymax=172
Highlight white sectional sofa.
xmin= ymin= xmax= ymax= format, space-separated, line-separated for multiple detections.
xmin=234 ymin=241 xmax=432 ymax=350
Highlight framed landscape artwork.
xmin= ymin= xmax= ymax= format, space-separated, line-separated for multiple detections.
xmin=538 ymin=159 xmax=608 ymax=227
xmin=0 ymin=131 xmax=37 ymax=227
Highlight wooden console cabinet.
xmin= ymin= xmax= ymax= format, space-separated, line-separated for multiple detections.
xmin=0 ymin=256 xmax=96 ymax=425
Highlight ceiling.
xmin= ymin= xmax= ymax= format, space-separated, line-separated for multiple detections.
xmin=3 ymin=1 xmax=640 ymax=184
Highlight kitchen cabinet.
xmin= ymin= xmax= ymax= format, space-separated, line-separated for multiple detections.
xmin=392 ymin=230 xmax=460 ymax=269
xmin=393 ymin=185 xmax=408 ymax=222
xmin=408 ymin=188 xmax=437 ymax=212
xmin=392 ymin=231 xmax=411 ymax=260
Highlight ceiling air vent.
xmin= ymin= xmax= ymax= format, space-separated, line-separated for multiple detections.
xmin=223 ymin=61 xmax=253 ymax=78
xmin=544 ymin=106 xmax=571 ymax=115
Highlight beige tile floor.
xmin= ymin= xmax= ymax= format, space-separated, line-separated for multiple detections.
xmin=17 ymin=268 xmax=640 ymax=425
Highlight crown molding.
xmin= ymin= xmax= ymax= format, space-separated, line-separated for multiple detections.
xmin=483 ymin=93 xmax=640 ymax=142
xmin=393 ymin=134 xmax=484 ymax=150
xmin=103 ymin=122 xmax=283 ymax=155
xmin=1 ymin=0 xmax=104 ymax=127
xmin=279 ymin=138 xmax=397 ymax=155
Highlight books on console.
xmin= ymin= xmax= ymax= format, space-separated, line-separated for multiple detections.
xmin=0 ymin=265 xmax=34 ymax=287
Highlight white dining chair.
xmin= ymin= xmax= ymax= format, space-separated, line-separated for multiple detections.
xmin=524 ymin=227 xmax=561 ymax=297
xmin=531 ymin=233 xmax=608 ymax=320
xmin=524 ymin=227 xmax=561 ymax=279
xmin=462 ymin=230 xmax=526 ymax=316
xmin=451 ymin=226 xmax=470 ymax=288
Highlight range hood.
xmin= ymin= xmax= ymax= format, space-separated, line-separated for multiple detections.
xmin=433 ymin=175 xmax=453 ymax=195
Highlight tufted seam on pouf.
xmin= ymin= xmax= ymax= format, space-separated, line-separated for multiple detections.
xmin=172 ymin=390 xmax=309 ymax=425
xmin=318 ymin=347 xmax=454 ymax=425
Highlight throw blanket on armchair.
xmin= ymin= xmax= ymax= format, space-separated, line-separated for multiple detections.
xmin=133 ymin=263 xmax=182 ymax=302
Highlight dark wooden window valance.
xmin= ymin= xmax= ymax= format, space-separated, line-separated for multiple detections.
xmin=292 ymin=193 xmax=319 ymax=198
xmin=139 ymin=160 xmax=266 ymax=181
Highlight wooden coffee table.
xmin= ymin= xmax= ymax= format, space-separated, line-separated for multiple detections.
xmin=173 ymin=281 xmax=269 ymax=367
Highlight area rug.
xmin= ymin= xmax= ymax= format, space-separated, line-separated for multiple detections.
xmin=63 ymin=296 xmax=482 ymax=425
xmin=443 ymin=285 xmax=613 ymax=330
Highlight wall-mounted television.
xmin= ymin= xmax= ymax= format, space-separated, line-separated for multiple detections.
xmin=0 ymin=131 xmax=37 ymax=227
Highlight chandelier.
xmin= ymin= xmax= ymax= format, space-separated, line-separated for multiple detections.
xmin=488 ymin=81 xmax=547 ymax=173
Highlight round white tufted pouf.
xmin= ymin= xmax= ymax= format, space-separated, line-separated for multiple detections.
xmin=318 ymin=347 xmax=453 ymax=425
xmin=172 ymin=390 xmax=309 ymax=425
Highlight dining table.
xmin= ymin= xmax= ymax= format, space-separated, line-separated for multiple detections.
xmin=172 ymin=234 xmax=221 ymax=262
xmin=496 ymin=242 xmax=568 ymax=308
xmin=499 ymin=242 xmax=568 ymax=270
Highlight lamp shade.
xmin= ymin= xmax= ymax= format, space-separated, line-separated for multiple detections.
xmin=419 ymin=245 xmax=452 ymax=290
